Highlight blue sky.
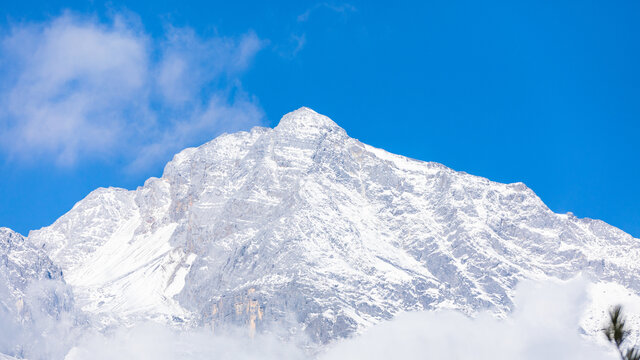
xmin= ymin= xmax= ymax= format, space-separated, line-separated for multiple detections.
xmin=1 ymin=0 xmax=638 ymax=237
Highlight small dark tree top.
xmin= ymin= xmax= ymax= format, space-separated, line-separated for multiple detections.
xmin=603 ymin=305 xmax=640 ymax=360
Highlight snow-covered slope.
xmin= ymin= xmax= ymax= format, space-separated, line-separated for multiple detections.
xmin=27 ymin=107 xmax=640 ymax=343
xmin=27 ymin=187 xmax=193 ymax=326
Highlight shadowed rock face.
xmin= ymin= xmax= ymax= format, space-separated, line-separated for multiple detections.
xmin=26 ymin=107 xmax=640 ymax=344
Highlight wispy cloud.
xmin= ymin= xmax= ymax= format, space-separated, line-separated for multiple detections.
xmin=0 ymin=12 xmax=266 ymax=170
xmin=297 ymin=3 xmax=357 ymax=23
xmin=275 ymin=33 xmax=307 ymax=59
xmin=290 ymin=33 xmax=307 ymax=56
xmin=275 ymin=3 xmax=355 ymax=58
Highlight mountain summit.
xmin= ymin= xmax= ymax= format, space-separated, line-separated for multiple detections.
xmin=23 ymin=108 xmax=640 ymax=343
xmin=277 ymin=107 xmax=341 ymax=129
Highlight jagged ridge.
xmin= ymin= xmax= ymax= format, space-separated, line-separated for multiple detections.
xmin=23 ymin=107 xmax=640 ymax=343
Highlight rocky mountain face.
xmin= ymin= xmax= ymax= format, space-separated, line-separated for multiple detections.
xmin=0 ymin=228 xmax=75 ymax=358
xmin=18 ymin=107 xmax=640 ymax=344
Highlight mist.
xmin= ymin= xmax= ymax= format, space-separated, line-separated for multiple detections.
xmin=36 ymin=277 xmax=621 ymax=360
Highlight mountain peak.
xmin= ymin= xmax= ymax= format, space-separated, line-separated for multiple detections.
xmin=291 ymin=106 xmax=318 ymax=115
xmin=275 ymin=107 xmax=344 ymax=134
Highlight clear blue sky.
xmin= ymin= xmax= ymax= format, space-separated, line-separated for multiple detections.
xmin=1 ymin=0 xmax=638 ymax=237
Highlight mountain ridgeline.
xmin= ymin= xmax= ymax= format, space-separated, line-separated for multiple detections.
xmin=4 ymin=107 xmax=639 ymax=345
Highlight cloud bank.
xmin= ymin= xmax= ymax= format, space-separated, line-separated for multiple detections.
xmin=0 ymin=13 xmax=265 ymax=170
xmin=320 ymin=278 xmax=618 ymax=360
xmin=65 ymin=324 xmax=306 ymax=360
xmin=1 ymin=277 xmax=620 ymax=360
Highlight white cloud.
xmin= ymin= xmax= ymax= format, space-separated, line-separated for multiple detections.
xmin=320 ymin=278 xmax=619 ymax=360
xmin=297 ymin=3 xmax=357 ymax=23
xmin=3 ymin=277 xmax=623 ymax=359
xmin=156 ymin=27 xmax=263 ymax=106
xmin=65 ymin=324 xmax=306 ymax=360
xmin=0 ymin=13 xmax=265 ymax=169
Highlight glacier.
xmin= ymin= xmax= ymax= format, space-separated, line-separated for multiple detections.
xmin=1 ymin=107 xmax=639 ymax=355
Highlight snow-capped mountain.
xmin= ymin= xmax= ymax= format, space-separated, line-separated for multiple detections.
xmin=24 ymin=107 xmax=640 ymax=343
